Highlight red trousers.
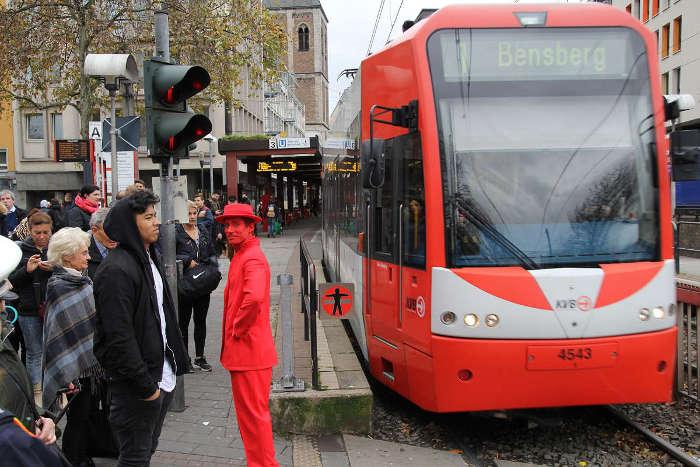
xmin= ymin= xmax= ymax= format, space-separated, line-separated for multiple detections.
xmin=230 ymin=369 xmax=278 ymax=467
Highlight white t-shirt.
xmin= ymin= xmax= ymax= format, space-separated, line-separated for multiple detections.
xmin=149 ymin=254 xmax=176 ymax=393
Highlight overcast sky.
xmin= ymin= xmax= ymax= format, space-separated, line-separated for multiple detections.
xmin=325 ymin=0 xmax=586 ymax=111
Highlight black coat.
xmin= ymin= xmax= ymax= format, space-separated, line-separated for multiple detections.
xmin=93 ymin=200 xmax=188 ymax=399
xmin=47 ymin=206 xmax=67 ymax=233
xmin=175 ymin=223 xmax=217 ymax=273
xmin=66 ymin=206 xmax=91 ymax=231
xmin=7 ymin=237 xmax=52 ymax=317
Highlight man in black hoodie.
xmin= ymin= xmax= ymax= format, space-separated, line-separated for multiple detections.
xmin=93 ymin=191 xmax=188 ymax=466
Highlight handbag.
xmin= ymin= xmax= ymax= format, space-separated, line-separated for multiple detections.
xmin=178 ymin=261 xmax=221 ymax=298
xmin=85 ymin=379 xmax=119 ymax=458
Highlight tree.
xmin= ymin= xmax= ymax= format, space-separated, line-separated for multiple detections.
xmin=0 ymin=0 xmax=286 ymax=138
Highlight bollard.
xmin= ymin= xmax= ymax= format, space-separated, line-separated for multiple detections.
xmin=170 ymin=259 xmax=186 ymax=412
xmin=272 ymin=273 xmax=305 ymax=392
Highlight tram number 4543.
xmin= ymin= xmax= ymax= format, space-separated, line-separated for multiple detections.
xmin=558 ymin=348 xmax=592 ymax=361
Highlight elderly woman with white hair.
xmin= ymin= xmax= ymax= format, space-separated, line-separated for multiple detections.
xmin=43 ymin=226 xmax=104 ymax=466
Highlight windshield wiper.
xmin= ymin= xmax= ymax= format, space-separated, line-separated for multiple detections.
xmin=453 ymin=197 xmax=539 ymax=270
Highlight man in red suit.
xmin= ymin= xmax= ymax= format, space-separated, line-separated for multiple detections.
xmin=216 ymin=203 xmax=278 ymax=467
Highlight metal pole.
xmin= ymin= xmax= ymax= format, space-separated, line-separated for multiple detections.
xmin=209 ymin=140 xmax=214 ymax=195
xmin=155 ymin=2 xmax=170 ymax=61
xmin=154 ymin=1 xmax=185 ymax=412
xmin=109 ymin=88 xmax=118 ymax=203
xmin=163 ymin=159 xmax=185 ymax=412
xmin=272 ymin=273 xmax=304 ymax=392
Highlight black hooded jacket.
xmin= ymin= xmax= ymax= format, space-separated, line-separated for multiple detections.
xmin=92 ymin=199 xmax=188 ymax=399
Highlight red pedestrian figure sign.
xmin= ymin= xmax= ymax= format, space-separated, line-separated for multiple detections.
xmin=319 ymin=283 xmax=354 ymax=318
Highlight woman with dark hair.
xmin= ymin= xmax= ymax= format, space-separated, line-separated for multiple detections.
xmin=67 ymin=185 xmax=101 ymax=232
xmin=176 ymin=200 xmax=217 ymax=372
xmin=8 ymin=211 xmax=53 ymax=406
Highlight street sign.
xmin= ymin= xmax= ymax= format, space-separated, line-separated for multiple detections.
xmin=97 ymin=151 xmax=136 ymax=197
xmin=323 ymin=139 xmax=356 ymax=150
xmin=258 ymin=161 xmax=297 ymax=172
xmin=88 ymin=121 xmax=102 ymax=140
xmin=102 ymin=116 xmax=141 ymax=152
xmin=268 ymin=137 xmax=310 ymax=149
xmin=54 ymin=139 xmax=90 ymax=162
xmin=319 ymin=283 xmax=354 ymax=318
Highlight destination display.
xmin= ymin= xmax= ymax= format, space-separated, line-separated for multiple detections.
xmin=437 ymin=28 xmax=640 ymax=81
xmin=55 ymin=139 xmax=90 ymax=162
xmin=257 ymin=160 xmax=297 ymax=172
xmin=324 ymin=160 xmax=359 ymax=173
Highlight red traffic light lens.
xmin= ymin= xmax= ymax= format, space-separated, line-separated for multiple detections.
xmin=165 ymin=86 xmax=176 ymax=105
xmin=168 ymin=135 xmax=177 ymax=151
xmin=192 ymin=80 xmax=203 ymax=91
xmin=195 ymin=128 xmax=205 ymax=137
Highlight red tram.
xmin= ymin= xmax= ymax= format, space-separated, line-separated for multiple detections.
xmin=322 ymin=3 xmax=676 ymax=412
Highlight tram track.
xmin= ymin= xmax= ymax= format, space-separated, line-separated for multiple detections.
xmin=607 ymin=405 xmax=700 ymax=467
xmin=343 ymin=321 xmax=699 ymax=466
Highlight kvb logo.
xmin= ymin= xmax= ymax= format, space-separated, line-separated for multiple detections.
xmin=555 ymin=296 xmax=593 ymax=311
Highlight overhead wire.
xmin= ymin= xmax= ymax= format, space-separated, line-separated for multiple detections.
xmin=367 ymin=0 xmax=387 ymax=56
xmin=386 ymin=0 xmax=406 ymax=44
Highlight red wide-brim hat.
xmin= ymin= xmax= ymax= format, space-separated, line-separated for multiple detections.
xmin=215 ymin=202 xmax=262 ymax=224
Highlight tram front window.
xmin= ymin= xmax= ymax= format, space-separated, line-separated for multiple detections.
xmin=428 ymin=27 xmax=660 ymax=268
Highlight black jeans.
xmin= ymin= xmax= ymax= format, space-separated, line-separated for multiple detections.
xmin=109 ymin=387 xmax=173 ymax=467
xmin=178 ymin=294 xmax=210 ymax=357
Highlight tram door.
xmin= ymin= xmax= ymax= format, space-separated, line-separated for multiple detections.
xmin=368 ymin=140 xmax=402 ymax=345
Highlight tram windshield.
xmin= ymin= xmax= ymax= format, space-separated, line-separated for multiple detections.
xmin=428 ymin=27 xmax=660 ymax=268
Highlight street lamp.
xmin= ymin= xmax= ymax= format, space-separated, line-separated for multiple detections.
xmin=84 ymin=54 xmax=138 ymax=203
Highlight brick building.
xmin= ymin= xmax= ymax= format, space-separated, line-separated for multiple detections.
xmin=265 ymin=0 xmax=329 ymax=140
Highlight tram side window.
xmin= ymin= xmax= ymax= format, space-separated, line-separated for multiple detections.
xmin=401 ymin=134 xmax=426 ymax=268
xmin=374 ymin=156 xmax=394 ymax=257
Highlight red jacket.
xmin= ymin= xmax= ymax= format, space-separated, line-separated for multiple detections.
xmin=220 ymin=237 xmax=278 ymax=371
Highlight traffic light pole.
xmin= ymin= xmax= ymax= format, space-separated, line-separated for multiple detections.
xmin=109 ymin=86 xmax=118 ymax=203
xmin=154 ymin=1 xmax=186 ymax=413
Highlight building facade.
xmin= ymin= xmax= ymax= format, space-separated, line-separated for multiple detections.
xmin=612 ymin=0 xmax=700 ymax=128
xmin=265 ymin=0 xmax=329 ymax=140
xmin=265 ymin=71 xmax=306 ymax=138
xmin=0 ymin=101 xmax=15 ymax=192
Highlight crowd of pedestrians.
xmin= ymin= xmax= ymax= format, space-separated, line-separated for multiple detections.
xmin=0 ymin=186 xmax=280 ymax=466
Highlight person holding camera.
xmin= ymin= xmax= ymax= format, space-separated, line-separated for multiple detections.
xmin=176 ymin=200 xmax=219 ymax=373
xmin=8 ymin=211 xmax=54 ymax=407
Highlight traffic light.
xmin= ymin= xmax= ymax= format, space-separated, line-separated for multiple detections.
xmin=144 ymin=58 xmax=212 ymax=162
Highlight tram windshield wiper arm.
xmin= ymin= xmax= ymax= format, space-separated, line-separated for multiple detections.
xmin=454 ymin=198 xmax=539 ymax=270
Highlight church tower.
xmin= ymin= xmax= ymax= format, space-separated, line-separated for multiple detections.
xmin=265 ymin=0 xmax=329 ymax=139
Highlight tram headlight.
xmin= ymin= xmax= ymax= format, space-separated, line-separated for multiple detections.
xmin=485 ymin=314 xmax=500 ymax=327
xmin=464 ymin=313 xmax=479 ymax=327
xmin=652 ymin=306 xmax=665 ymax=319
xmin=639 ymin=308 xmax=650 ymax=321
xmin=440 ymin=311 xmax=457 ymax=325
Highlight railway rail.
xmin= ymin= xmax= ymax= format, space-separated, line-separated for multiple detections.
xmin=608 ymin=406 xmax=699 ymax=467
